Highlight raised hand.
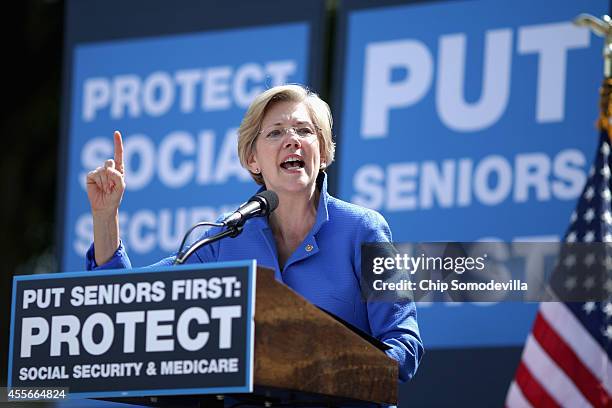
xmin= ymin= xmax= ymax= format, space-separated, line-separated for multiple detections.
xmin=86 ymin=131 xmax=125 ymax=265
xmin=86 ymin=131 xmax=126 ymax=215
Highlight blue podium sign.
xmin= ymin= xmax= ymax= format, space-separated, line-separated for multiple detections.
xmin=8 ymin=260 xmax=256 ymax=398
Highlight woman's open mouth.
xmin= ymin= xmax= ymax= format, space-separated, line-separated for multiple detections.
xmin=280 ymin=157 xmax=305 ymax=170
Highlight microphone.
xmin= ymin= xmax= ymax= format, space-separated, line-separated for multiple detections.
xmin=223 ymin=190 xmax=279 ymax=228
xmin=174 ymin=190 xmax=278 ymax=265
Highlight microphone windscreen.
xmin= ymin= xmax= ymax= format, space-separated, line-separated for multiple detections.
xmin=256 ymin=190 xmax=279 ymax=214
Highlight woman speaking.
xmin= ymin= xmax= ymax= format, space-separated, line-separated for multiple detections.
xmin=85 ymin=84 xmax=423 ymax=383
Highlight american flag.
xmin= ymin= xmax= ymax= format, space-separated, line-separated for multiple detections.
xmin=506 ymin=81 xmax=612 ymax=407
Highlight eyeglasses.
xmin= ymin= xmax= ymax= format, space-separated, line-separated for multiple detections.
xmin=258 ymin=123 xmax=320 ymax=141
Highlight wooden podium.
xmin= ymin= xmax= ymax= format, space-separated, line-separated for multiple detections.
xmin=107 ymin=267 xmax=398 ymax=407
xmin=251 ymin=267 xmax=398 ymax=406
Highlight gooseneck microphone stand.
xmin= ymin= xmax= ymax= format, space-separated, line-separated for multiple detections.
xmin=173 ymin=190 xmax=279 ymax=265
xmin=173 ymin=224 xmax=242 ymax=265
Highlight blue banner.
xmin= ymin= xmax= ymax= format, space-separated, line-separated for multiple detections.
xmin=62 ymin=24 xmax=309 ymax=271
xmin=335 ymin=0 xmax=608 ymax=347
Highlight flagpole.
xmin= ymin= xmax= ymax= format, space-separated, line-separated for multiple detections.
xmin=575 ymin=14 xmax=612 ymax=78
xmin=575 ymin=14 xmax=612 ymax=140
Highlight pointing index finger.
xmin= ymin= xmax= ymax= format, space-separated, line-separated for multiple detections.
xmin=113 ymin=131 xmax=124 ymax=174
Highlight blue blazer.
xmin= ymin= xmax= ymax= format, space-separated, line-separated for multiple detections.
xmin=87 ymin=174 xmax=424 ymax=382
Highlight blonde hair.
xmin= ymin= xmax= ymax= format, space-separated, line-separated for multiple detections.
xmin=237 ymin=84 xmax=335 ymax=185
